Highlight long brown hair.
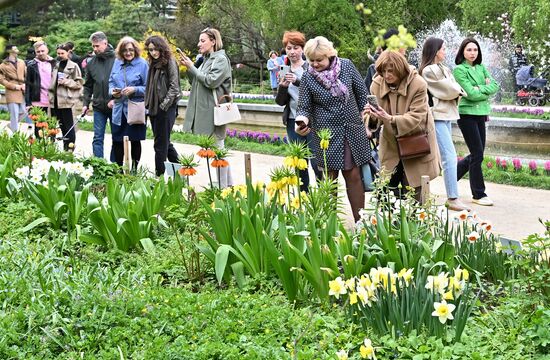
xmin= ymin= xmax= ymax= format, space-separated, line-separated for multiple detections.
xmin=144 ymin=35 xmax=172 ymax=67
xmin=418 ymin=37 xmax=444 ymax=75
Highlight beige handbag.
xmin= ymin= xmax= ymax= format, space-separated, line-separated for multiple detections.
xmin=124 ymin=65 xmax=146 ymax=125
xmin=127 ymin=100 xmax=146 ymax=125
xmin=213 ymin=89 xmax=241 ymax=126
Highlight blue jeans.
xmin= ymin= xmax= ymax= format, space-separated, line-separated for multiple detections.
xmin=435 ymin=120 xmax=459 ymax=199
xmin=93 ymin=110 xmax=112 ymax=158
xmin=457 ymin=115 xmax=487 ymax=199
xmin=286 ymin=118 xmax=322 ymax=192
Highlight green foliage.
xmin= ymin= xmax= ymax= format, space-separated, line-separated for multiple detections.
xmin=21 ymin=168 xmax=89 ymax=231
xmin=44 ymin=20 xmax=102 ymax=54
xmin=80 ymin=178 xmax=172 ymax=253
xmin=0 ymin=154 xmax=18 ymax=198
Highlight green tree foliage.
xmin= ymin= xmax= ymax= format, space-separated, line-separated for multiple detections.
xmin=457 ymin=0 xmax=511 ymax=38
xmin=44 ymin=20 xmax=102 ymax=54
xmin=509 ymin=0 xmax=550 ymax=66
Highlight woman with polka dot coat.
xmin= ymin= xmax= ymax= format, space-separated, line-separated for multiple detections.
xmin=295 ymin=36 xmax=372 ymax=221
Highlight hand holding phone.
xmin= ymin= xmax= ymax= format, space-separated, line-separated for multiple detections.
xmin=366 ymin=95 xmax=380 ymax=110
xmin=279 ymin=65 xmax=290 ymax=80
xmin=295 ymin=120 xmax=307 ymax=129
xmin=176 ymin=48 xmax=185 ymax=57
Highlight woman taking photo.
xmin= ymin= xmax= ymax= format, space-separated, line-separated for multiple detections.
xmin=49 ymin=43 xmax=83 ymax=150
xmin=365 ymin=50 xmax=440 ymax=200
xmin=275 ymin=31 xmax=321 ymax=192
xmin=144 ymin=35 xmax=182 ymax=176
xmin=295 ymin=36 xmax=371 ymax=222
xmin=180 ymin=27 xmax=233 ymax=188
xmin=419 ymin=37 xmax=469 ymax=211
xmin=108 ymin=36 xmax=148 ymax=171
xmin=453 ymin=38 xmax=499 ymax=206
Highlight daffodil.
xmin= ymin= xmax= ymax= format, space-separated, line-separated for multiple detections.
xmin=425 ymin=272 xmax=449 ymax=295
xmin=336 ymin=349 xmax=348 ymax=360
xmin=328 ymin=277 xmax=347 ymax=299
xmin=466 ymin=231 xmax=480 ymax=243
xmin=432 ymin=300 xmax=456 ymax=324
xmin=349 ymin=292 xmax=358 ymax=305
xmin=398 ymin=268 xmax=414 ymax=285
xmin=359 ymin=338 xmax=376 ymax=359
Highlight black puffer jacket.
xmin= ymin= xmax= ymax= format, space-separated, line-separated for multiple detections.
xmin=82 ymin=46 xmax=115 ymax=113
xmin=25 ymin=58 xmax=56 ymax=106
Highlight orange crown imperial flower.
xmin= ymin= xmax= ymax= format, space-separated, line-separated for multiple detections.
xmin=211 ymin=159 xmax=229 ymax=168
xmin=178 ymin=167 xmax=197 ymax=176
xmin=197 ymin=148 xmax=216 ymax=158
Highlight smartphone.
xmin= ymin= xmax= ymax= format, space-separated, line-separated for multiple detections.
xmin=366 ymin=95 xmax=380 ymax=110
xmin=175 ymin=48 xmax=185 ymax=56
xmin=295 ymin=120 xmax=307 ymax=129
xmin=57 ymin=72 xmax=66 ymax=80
xmin=279 ymin=65 xmax=290 ymax=79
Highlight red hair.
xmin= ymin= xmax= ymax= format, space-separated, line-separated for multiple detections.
xmin=282 ymin=31 xmax=306 ymax=48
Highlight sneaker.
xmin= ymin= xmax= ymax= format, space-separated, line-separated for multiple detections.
xmin=446 ymin=198 xmax=471 ymax=212
xmin=472 ymin=197 xmax=493 ymax=206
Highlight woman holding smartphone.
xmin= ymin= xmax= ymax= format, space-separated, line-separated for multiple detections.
xmin=364 ymin=50 xmax=440 ymax=201
xmin=108 ymin=36 xmax=149 ymax=171
xmin=48 ymin=43 xmax=83 ymax=150
xmin=275 ymin=31 xmax=322 ymax=192
xmin=453 ymin=38 xmax=499 ymax=206
xmin=419 ymin=37 xmax=469 ymax=211
xmin=295 ymin=36 xmax=372 ymax=222
xmin=180 ymin=27 xmax=233 ymax=188
xmin=144 ymin=35 xmax=182 ymax=176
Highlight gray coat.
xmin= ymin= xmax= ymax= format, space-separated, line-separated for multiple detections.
xmin=183 ymin=49 xmax=232 ymax=136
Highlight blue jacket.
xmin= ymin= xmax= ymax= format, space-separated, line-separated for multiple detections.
xmin=108 ymin=57 xmax=148 ymax=125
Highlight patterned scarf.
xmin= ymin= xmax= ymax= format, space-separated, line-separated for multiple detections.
xmin=307 ymin=56 xmax=348 ymax=100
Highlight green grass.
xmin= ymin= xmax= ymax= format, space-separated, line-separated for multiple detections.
xmin=490 ymin=111 xmax=550 ymax=120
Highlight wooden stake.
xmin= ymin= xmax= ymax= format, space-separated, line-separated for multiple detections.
xmin=244 ymin=153 xmax=252 ymax=180
xmin=123 ymin=136 xmax=129 ymax=174
xmin=420 ymin=175 xmax=430 ymax=205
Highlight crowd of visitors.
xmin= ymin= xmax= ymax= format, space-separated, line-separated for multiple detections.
xmin=0 ymin=27 xmax=502 ymax=211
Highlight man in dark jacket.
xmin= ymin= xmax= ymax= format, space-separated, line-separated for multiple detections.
xmin=82 ymin=31 xmax=115 ymax=158
xmin=509 ymin=44 xmax=528 ymax=92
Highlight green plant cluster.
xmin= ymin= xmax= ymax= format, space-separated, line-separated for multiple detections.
xmin=0 ymin=126 xmax=549 ymax=358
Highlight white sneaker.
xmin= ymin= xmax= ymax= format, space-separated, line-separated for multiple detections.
xmin=472 ymin=197 xmax=493 ymax=206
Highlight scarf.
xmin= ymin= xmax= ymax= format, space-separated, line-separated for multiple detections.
xmin=307 ymin=56 xmax=348 ymax=100
xmin=144 ymin=59 xmax=164 ymax=116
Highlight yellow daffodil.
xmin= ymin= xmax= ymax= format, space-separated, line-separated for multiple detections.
xmin=398 ymin=268 xmax=414 ymax=285
xmin=432 ymin=300 xmax=456 ymax=324
xmin=443 ymin=290 xmax=454 ymax=300
xmin=425 ymin=272 xmax=449 ymax=295
xmin=349 ymin=292 xmax=358 ymax=305
xmin=345 ymin=277 xmax=356 ymax=291
xmin=358 ymin=275 xmax=373 ymax=289
xmin=360 ymin=338 xmax=376 ymax=359
xmin=336 ymin=349 xmax=348 ymax=360
xmin=328 ymin=277 xmax=347 ymax=299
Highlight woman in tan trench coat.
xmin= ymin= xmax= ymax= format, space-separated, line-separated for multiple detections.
xmin=364 ymin=50 xmax=440 ymax=199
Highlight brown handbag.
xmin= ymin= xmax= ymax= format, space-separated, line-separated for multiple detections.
xmin=396 ymin=115 xmax=431 ymax=160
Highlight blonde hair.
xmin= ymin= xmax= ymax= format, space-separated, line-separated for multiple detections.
xmin=304 ymin=36 xmax=337 ymax=60
xmin=33 ymin=41 xmax=47 ymax=50
xmin=115 ymin=36 xmax=141 ymax=59
xmin=201 ymin=27 xmax=223 ymax=52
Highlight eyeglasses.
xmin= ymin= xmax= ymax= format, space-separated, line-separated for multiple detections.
xmin=123 ymin=48 xmax=135 ymax=53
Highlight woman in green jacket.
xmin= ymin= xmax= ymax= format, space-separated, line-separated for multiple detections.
xmin=453 ymin=38 xmax=499 ymax=206
xmin=180 ymin=27 xmax=233 ymax=188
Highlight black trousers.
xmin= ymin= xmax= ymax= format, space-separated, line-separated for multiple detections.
xmin=150 ymin=104 xmax=179 ymax=176
xmin=51 ymin=107 xmax=75 ymax=151
xmin=457 ymin=114 xmax=487 ymax=199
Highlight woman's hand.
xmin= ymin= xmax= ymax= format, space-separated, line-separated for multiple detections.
xmin=121 ymin=87 xmax=135 ymax=96
xmin=107 ymin=99 xmax=114 ymax=109
xmin=485 ymin=78 xmax=491 ymax=85
xmin=179 ymin=54 xmax=194 ymax=69
xmin=278 ymin=74 xmax=291 ymax=88
xmin=294 ymin=116 xmax=310 ymax=136
xmin=284 ymin=73 xmax=297 ymax=85
xmin=363 ymin=103 xmax=391 ymax=121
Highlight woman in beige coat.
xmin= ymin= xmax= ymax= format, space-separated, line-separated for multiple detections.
xmin=365 ymin=50 xmax=440 ymax=200
xmin=419 ymin=37 xmax=469 ymax=211
xmin=48 ymin=43 xmax=83 ymax=150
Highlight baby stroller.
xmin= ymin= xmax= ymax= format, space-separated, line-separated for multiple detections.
xmin=515 ymin=65 xmax=549 ymax=106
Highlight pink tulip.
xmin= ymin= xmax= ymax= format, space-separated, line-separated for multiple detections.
xmin=495 ymin=157 xmax=501 ymax=167
xmin=512 ymin=158 xmax=522 ymax=171
xmin=545 ymin=160 xmax=550 ymax=171
xmin=500 ymin=159 xmax=508 ymax=169
xmin=529 ymin=160 xmax=537 ymax=172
